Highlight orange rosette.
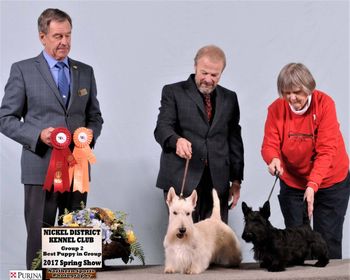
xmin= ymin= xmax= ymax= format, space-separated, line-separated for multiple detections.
xmin=43 ymin=127 xmax=76 ymax=192
xmin=69 ymin=127 xmax=96 ymax=193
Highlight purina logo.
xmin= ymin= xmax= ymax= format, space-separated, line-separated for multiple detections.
xmin=9 ymin=270 xmax=42 ymax=280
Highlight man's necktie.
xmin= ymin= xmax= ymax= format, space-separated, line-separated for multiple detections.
xmin=203 ymin=93 xmax=212 ymax=121
xmin=55 ymin=62 xmax=70 ymax=106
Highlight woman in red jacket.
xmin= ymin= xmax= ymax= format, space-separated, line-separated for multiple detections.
xmin=261 ymin=63 xmax=349 ymax=259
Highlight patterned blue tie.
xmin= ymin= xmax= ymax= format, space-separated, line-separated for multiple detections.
xmin=55 ymin=62 xmax=70 ymax=106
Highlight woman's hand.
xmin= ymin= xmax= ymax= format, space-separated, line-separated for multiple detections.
xmin=304 ymin=187 xmax=315 ymax=218
xmin=268 ymin=158 xmax=284 ymax=176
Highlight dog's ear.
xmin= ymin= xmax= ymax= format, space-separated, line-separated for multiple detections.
xmin=260 ymin=201 xmax=271 ymax=219
xmin=241 ymin=202 xmax=251 ymax=215
xmin=166 ymin=187 xmax=177 ymax=206
xmin=188 ymin=189 xmax=198 ymax=208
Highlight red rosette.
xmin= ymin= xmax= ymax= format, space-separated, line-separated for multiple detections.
xmin=51 ymin=127 xmax=71 ymax=149
xmin=43 ymin=127 xmax=76 ymax=192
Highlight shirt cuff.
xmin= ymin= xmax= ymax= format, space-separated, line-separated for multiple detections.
xmin=306 ymin=181 xmax=319 ymax=192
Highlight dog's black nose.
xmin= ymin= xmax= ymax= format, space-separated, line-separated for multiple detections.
xmin=242 ymin=232 xmax=253 ymax=242
xmin=176 ymin=227 xmax=187 ymax=239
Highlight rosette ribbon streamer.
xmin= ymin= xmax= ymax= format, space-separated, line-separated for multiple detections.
xmin=69 ymin=127 xmax=96 ymax=193
xmin=43 ymin=127 xmax=76 ymax=192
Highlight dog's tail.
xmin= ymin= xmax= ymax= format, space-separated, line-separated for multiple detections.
xmin=211 ymin=188 xmax=222 ymax=220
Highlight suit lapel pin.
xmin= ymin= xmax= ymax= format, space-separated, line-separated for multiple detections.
xmin=78 ymin=88 xmax=88 ymax=96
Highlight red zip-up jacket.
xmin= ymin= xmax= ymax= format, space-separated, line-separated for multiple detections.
xmin=261 ymin=89 xmax=349 ymax=192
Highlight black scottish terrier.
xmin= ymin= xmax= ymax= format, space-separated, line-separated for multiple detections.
xmin=241 ymin=201 xmax=329 ymax=272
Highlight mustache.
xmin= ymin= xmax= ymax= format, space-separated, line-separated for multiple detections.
xmin=200 ymin=82 xmax=214 ymax=87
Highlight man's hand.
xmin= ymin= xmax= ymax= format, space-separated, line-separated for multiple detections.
xmin=40 ymin=127 xmax=55 ymax=146
xmin=229 ymin=180 xmax=241 ymax=209
xmin=268 ymin=158 xmax=284 ymax=176
xmin=304 ymin=187 xmax=315 ymax=218
xmin=176 ymin=137 xmax=192 ymax=159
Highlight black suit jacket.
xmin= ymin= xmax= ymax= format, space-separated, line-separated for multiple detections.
xmin=154 ymin=74 xmax=244 ymax=196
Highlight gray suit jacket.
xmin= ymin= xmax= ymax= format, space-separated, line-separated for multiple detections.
xmin=154 ymin=75 xmax=244 ymax=196
xmin=0 ymin=52 xmax=103 ymax=184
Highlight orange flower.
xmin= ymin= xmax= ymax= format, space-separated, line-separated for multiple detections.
xmin=126 ymin=230 xmax=136 ymax=244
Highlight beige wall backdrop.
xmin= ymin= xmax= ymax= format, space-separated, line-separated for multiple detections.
xmin=0 ymin=1 xmax=349 ymax=278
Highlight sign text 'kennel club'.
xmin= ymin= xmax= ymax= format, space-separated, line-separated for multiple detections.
xmin=42 ymin=228 xmax=102 ymax=268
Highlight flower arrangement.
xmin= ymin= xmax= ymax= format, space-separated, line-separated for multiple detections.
xmin=32 ymin=204 xmax=145 ymax=269
xmin=60 ymin=205 xmax=145 ymax=266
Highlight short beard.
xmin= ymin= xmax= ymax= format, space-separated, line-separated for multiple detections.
xmin=197 ymin=84 xmax=215 ymax=95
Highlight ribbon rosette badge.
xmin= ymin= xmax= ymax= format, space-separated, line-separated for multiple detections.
xmin=43 ymin=127 xmax=76 ymax=192
xmin=69 ymin=127 xmax=96 ymax=193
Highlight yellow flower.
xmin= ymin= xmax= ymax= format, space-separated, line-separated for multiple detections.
xmin=110 ymin=223 xmax=119 ymax=231
xmin=126 ymin=230 xmax=136 ymax=244
xmin=103 ymin=208 xmax=116 ymax=221
xmin=69 ymin=223 xmax=80 ymax=227
xmin=63 ymin=214 xmax=73 ymax=225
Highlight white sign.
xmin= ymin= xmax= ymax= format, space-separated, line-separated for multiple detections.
xmin=42 ymin=228 xmax=102 ymax=268
xmin=9 ymin=270 xmax=42 ymax=280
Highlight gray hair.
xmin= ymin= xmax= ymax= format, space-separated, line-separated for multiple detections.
xmin=38 ymin=8 xmax=72 ymax=34
xmin=277 ymin=63 xmax=316 ymax=97
xmin=194 ymin=45 xmax=226 ymax=70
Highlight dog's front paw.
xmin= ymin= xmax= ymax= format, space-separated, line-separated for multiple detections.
xmin=268 ymin=264 xmax=285 ymax=272
xmin=315 ymin=259 xmax=329 ymax=267
xmin=164 ymin=266 xmax=175 ymax=274
xmin=186 ymin=269 xmax=201 ymax=274
xmin=187 ymin=265 xmax=204 ymax=274
xmin=260 ymin=261 xmax=269 ymax=268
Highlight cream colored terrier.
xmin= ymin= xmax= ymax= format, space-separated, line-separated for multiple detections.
xmin=163 ymin=187 xmax=242 ymax=274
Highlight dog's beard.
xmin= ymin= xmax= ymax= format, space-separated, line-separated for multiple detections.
xmin=242 ymin=233 xmax=254 ymax=243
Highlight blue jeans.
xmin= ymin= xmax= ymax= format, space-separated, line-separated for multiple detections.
xmin=278 ymin=172 xmax=350 ymax=259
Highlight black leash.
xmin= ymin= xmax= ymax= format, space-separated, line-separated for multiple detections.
xmin=267 ymin=171 xmax=280 ymax=201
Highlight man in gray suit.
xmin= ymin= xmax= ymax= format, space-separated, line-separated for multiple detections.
xmin=0 ymin=9 xmax=103 ymax=269
xmin=155 ymin=45 xmax=244 ymax=223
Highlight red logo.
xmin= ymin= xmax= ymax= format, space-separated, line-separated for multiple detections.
xmin=9 ymin=272 xmax=16 ymax=278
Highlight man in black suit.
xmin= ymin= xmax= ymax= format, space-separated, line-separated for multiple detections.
xmin=155 ymin=45 xmax=244 ymax=223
